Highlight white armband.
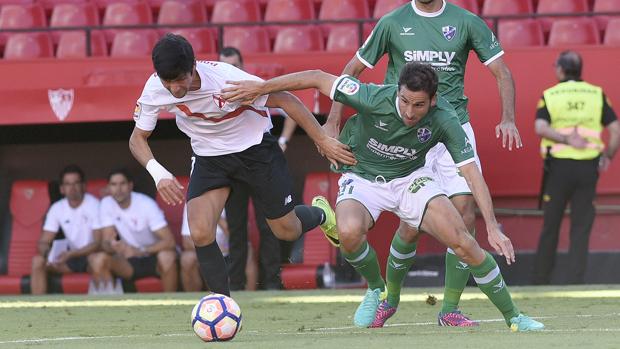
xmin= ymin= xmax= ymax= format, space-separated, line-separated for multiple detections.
xmin=146 ymin=159 xmax=173 ymax=186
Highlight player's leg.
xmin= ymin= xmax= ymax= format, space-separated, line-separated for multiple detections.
xmin=156 ymin=250 xmax=178 ymax=292
xmin=30 ymin=255 xmax=48 ymax=295
xmin=180 ymin=249 xmax=202 ymax=292
xmin=244 ymin=242 xmax=259 ymax=291
xmin=253 ymin=202 xmax=282 ymax=289
xmin=88 ymin=252 xmax=113 ymax=291
xmin=421 ymin=196 xmax=543 ymax=331
xmin=225 ymin=181 xmax=250 ymax=291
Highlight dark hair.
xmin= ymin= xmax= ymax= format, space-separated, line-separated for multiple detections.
xmin=107 ymin=168 xmax=133 ymax=183
xmin=219 ymin=46 xmax=243 ymax=65
xmin=398 ymin=62 xmax=438 ymax=97
xmin=152 ymin=33 xmax=195 ymax=81
xmin=556 ymin=51 xmax=582 ymax=80
xmin=59 ymin=164 xmax=85 ymax=183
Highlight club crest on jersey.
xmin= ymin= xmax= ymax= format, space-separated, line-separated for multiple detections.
xmin=133 ymin=103 xmax=142 ymax=120
xmin=442 ymin=26 xmax=457 ymax=41
xmin=212 ymin=94 xmax=226 ymax=109
xmin=417 ymin=128 xmax=432 ymax=143
xmin=337 ymin=78 xmax=360 ymax=96
xmin=48 ymin=88 xmax=74 ymax=121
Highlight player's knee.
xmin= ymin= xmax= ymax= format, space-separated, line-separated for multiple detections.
xmin=31 ymin=255 xmax=45 ymax=270
xmin=449 ymin=232 xmax=478 ymax=261
xmin=189 ymin=222 xmax=217 ymax=246
xmin=157 ymin=250 xmax=177 ymax=271
xmin=180 ymin=251 xmax=197 ymax=270
xmin=461 ymin=209 xmax=476 ymax=230
xmin=337 ymin=220 xmax=366 ymax=252
xmin=88 ymin=253 xmax=108 ymax=272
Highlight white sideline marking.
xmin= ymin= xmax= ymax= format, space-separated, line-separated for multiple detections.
xmin=1 ymin=312 xmax=619 ymax=345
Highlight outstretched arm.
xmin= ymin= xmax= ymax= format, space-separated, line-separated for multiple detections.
xmin=458 ymin=162 xmax=515 ymax=265
xmin=487 ymin=58 xmax=522 ymax=151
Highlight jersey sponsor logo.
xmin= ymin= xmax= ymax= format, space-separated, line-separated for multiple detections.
xmin=403 ymin=50 xmax=457 ymax=69
xmin=400 ymin=27 xmax=415 ymax=36
xmin=133 ymin=103 xmax=142 ymax=120
xmin=48 ymin=88 xmax=74 ymax=122
xmin=442 ymin=25 xmax=457 ymax=41
xmin=337 ymin=78 xmax=360 ymax=95
xmin=417 ymin=128 xmax=432 ymax=143
xmin=367 ymin=138 xmax=418 ymax=160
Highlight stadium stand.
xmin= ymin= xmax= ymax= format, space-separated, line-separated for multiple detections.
xmin=593 ymin=0 xmax=620 ymax=30
xmin=372 ymin=0 xmax=408 ymax=18
xmin=211 ymin=0 xmax=262 ymax=23
xmin=498 ymin=19 xmax=545 ymax=47
xmin=449 ymin=0 xmax=480 ymax=14
xmin=109 ymin=29 xmax=159 ymax=57
xmin=223 ymin=25 xmax=271 ymax=53
xmin=264 ymin=0 xmax=315 ymax=38
xmin=273 ymin=25 xmax=324 ymax=53
xmin=537 ymin=0 xmax=590 ymax=34
xmin=165 ymin=28 xmax=216 ymax=54
xmin=482 ymin=0 xmax=534 ymax=16
xmin=603 ymin=17 xmax=620 ymax=45
xmin=326 ymin=24 xmax=363 ymax=52
xmin=157 ymin=0 xmax=208 ymax=26
xmin=3 ymin=32 xmax=54 ymax=59
xmin=548 ymin=18 xmax=601 ymax=46
xmin=102 ymin=2 xmax=154 ymax=43
xmin=56 ymin=30 xmax=108 ymax=58
xmin=49 ymin=3 xmax=100 ymax=43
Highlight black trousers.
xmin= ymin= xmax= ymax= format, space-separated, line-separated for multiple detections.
xmin=533 ymin=158 xmax=599 ymax=285
xmin=225 ymin=180 xmax=282 ymax=290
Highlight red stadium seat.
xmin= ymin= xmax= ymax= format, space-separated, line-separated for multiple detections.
xmin=548 ymin=18 xmax=600 ymax=46
xmin=265 ymin=0 xmax=315 ymax=21
xmin=50 ymin=3 xmax=100 ymax=43
xmin=498 ymin=19 xmax=545 ymax=47
xmin=319 ymin=0 xmax=370 ymax=20
xmin=165 ymin=28 xmax=216 ymax=54
xmin=103 ymin=2 xmax=154 ymax=42
xmin=593 ymin=0 xmax=620 ymax=30
xmin=373 ymin=0 xmax=408 ymax=18
xmin=300 ymin=172 xmax=337 ymax=265
xmin=0 ymin=4 xmax=46 ymax=29
xmin=223 ymin=26 xmax=270 ymax=53
xmin=4 ymin=32 xmax=54 ymax=59
xmin=537 ymin=0 xmax=590 ymax=33
xmin=326 ymin=24 xmax=364 ymax=51
xmin=7 ymin=181 xmax=49 ymax=277
xmin=273 ymin=25 xmax=324 ymax=52
xmin=156 ymin=176 xmax=189 ymax=247
xmin=157 ymin=0 xmax=208 ymax=25
xmin=109 ymin=29 xmax=160 ymax=57
xmin=85 ymin=178 xmax=110 ymax=198
xmin=211 ymin=0 xmax=261 ymax=23
xmin=603 ymin=18 xmax=620 ymax=45
xmin=56 ymin=30 xmax=108 ymax=58
xmin=37 ymin=0 xmax=86 ymax=14
xmin=449 ymin=0 xmax=480 ymax=14
xmin=482 ymin=0 xmax=534 ymax=16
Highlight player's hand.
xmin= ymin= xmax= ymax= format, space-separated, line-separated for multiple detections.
xmin=55 ymin=251 xmax=70 ymax=265
xmin=599 ymin=154 xmax=611 ymax=171
xmin=566 ymin=127 xmax=588 ymax=149
xmin=495 ymin=120 xmax=522 ymax=151
xmin=157 ymin=177 xmax=184 ymax=206
xmin=221 ymin=80 xmax=264 ymax=105
xmin=487 ymin=224 xmax=515 ymax=265
xmin=315 ymin=136 xmax=356 ymax=169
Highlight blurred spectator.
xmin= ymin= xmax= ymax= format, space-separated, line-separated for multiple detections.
xmin=30 ymin=165 xmax=106 ymax=294
xmin=94 ymin=168 xmax=178 ymax=292
xmin=533 ymin=51 xmax=620 ymax=284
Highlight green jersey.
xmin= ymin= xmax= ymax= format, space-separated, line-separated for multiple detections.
xmin=357 ymin=1 xmax=503 ymax=124
xmin=331 ymin=75 xmax=475 ymax=182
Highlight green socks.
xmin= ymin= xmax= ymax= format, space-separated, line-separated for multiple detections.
xmin=470 ymin=252 xmax=520 ymax=325
xmin=441 ymin=247 xmax=472 ymax=313
xmin=342 ymin=241 xmax=384 ymax=291
xmin=386 ymin=234 xmax=417 ymax=307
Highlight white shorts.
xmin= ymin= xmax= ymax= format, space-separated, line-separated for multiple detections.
xmin=425 ymin=122 xmax=481 ymax=197
xmin=335 ymin=167 xmax=446 ymax=229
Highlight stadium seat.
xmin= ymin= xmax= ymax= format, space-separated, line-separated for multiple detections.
xmin=265 ymin=0 xmax=315 ymax=21
xmin=56 ymin=30 xmax=108 ymax=58
xmin=449 ymin=0 xmax=480 ymax=14
xmin=373 ymin=0 xmax=408 ymax=18
xmin=273 ymin=25 xmax=324 ymax=52
xmin=37 ymin=0 xmax=85 ymax=14
xmin=7 ymin=181 xmax=50 ymax=277
xmin=157 ymin=0 xmax=208 ymax=25
xmin=155 ymin=176 xmax=189 ymax=247
xmin=211 ymin=0 xmax=261 ymax=23
xmin=300 ymin=172 xmax=337 ymax=265
xmin=319 ymin=0 xmax=370 ymax=20
xmin=50 ymin=3 xmax=100 ymax=43
xmin=326 ymin=24 xmax=364 ymax=51
xmin=548 ymin=18 xmax=600 ymax=46
xmin=498 ymin=19 xmax=545 ymax=47
xmin=537 ymin=0 xmax=590 ymax=33
xmin=109 ymin=29 xmax=160 ymax=57
xmin=0 ymin=3 xmax=46 ymax=29
xmin=482 ymin=0 xmax=534 ymax=16
xmin=4 ymin=32 xmax=54 ymax=59
xmin=603 ymin=18 xmax=620 ymax=45
xmin=223 ymin=26 xmax=270 ymax=53
xmin=165 ymin=28 xmax=216 ymax=54
xmin=102 ymin=2 xmax=154 ymax=42
xmin=593 ymin=0 xmax=620 ymax=30
xmin=85 ymin=178 xmax=109 ymax=198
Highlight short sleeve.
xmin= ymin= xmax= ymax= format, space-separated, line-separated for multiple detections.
xmin=468 ymin=15 xmax=504 ymax=66
xmin=536 ymin=97 xmax=551 ymax=122
xmin=89 ymin=200 xmax=103 ymax=230
xmin=134 ymin=97 xmax=163 ymax=132
xmin=602 ymin=93 xmax=618 ymax=126
xmin=99 ymin=198 xmax=116 ymax=229
xmin=440 ymin=118 xmax=475 ymax=167
xmin=330 ymin=75 xmax=375 ymax=114
xmin=356 ymin=17 xmax=391 ymax=69
xmin=42 ymin=204 xmax=60 ymax=234
xmin=146 ymin=199 xmax=168 ymax=232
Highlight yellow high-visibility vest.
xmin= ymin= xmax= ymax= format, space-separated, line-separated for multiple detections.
xmin=540 ymin=81 xmax=604 ymax=160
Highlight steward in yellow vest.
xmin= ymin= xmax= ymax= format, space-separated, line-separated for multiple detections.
xmin=532 ymin=51 xmax=619 ymax=285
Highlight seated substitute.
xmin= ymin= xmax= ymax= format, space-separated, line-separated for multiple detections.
xmin=31 ymin=165 xmax=106 ymax=294
xmin=94 ymin=168 xmax=178 ymax=292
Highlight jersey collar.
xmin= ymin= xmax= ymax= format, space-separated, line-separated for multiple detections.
xmin=395 ymin=96 xmax=405 ymax=121
xmin=411 ymin=0 xmax=446 ymax=18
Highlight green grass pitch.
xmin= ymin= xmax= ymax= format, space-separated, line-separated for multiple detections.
xmin=1 ymin=285 xmax=619 ymax=348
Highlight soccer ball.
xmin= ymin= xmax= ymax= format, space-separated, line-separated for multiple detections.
xmin=191 ymin=293 xmax=243 ymax=342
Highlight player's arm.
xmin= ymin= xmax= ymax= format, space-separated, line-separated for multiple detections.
xmin=487 ymin=58 xmax=521 ymax=150
xmin=458 ymin=162 xmax=515 ymax=265
xmin=144 ymin=226 xmax=176 ymax=254
xmin=129 ymin=127 xmax=184 ymax=206
xmin=278 ymin=116 xmax=297 ymax=152
xmin=36 ymin=231 xmax=56 ymax=258
xmin=324 ymin=57 xmax=369 ymax=137
xmin=100 ymin=225 xmax=118 ymax=254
